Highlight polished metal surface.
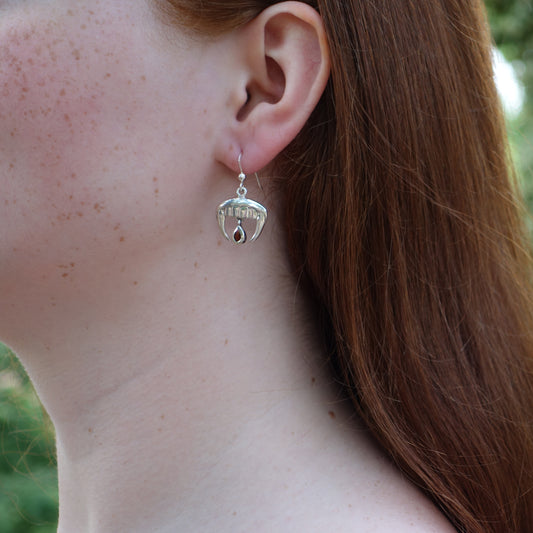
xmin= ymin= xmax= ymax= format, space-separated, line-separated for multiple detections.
xmin=217 ymin=158 xmax=268 ymax=244
xmin=217 ymin=197 xmax=267 ymax=244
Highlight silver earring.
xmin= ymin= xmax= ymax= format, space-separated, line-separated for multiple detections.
xmin=217 ymin=154 xmax=267 ymax=244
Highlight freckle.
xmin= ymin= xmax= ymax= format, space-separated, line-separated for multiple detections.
xmin=204 ymin=277 xmax=208 ymax=281
xmin=71 ymin=173 xmax=77 ymax=179
xmin=62 ymin=273 xmax=69 ymax=278
xmin=194 ymin=262 xmax=198 ymax=268
xmin=72 ymin=49 xmax=80 ymax=60
xmin=114 ymin=224 xmax=120 ymax=231
xmin=60 ymin=88 xmax=66 ymax=96
xmin=64 ymin=113 xmax=70 ymax=122
xmin=154 ymin=188 xmax=159 ymax=194
xmin=160 ymin=414 xmax=165 ymax=420
xmin=104 ymin=73 xmax=111 ymax=79
xmin=224 ymin=339 xmax=229 ymax=345
xmin=77 ymin=212 xmax=83 ymax=217
xmin=70 ymin=263 xmax=75 ymax=267
xmin=81 ymin=24 xmax=87 ymax=30
xmin=153 ymin=177 xmax=158 ymax=182
xmin=141 ymin=75 xmax=146 ymax=82
xmin=311 ymin=377 xmax=316 ymax=384
xmin=133 ymin=281 xmax=138 ymax=285
xmin=328 ymin=411 xmax=336 ymax=419
xmin=120 ymin=236 xmax=125 ymax=242
xmin=217 ymin=240 xmax=222 ymax=246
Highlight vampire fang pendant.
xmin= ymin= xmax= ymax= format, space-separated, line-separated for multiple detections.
xmin=217 ymin=156 xmax=267 ymax=245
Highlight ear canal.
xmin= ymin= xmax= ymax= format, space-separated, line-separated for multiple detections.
xmin=237 ymin=58 xmax=285 ymax=122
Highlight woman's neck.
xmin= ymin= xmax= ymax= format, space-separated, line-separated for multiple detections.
xmin=5 ymin=224 xmax=453 ymax=532
xmin=5 ymin=225 xmax=349 ymax=530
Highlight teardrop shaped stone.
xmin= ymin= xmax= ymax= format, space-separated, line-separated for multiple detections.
xmin=233 ymin=224 xmax=246 ymax=244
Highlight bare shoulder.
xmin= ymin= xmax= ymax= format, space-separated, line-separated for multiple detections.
xmin=312 ymin=471 xmax=458 ymax=533
xmin=300 ymin=421 xmax=459 ymax=532
xmin=327 ymin=455 xmax=458 ymax=533
xmin=357 ymin=484 xmax=457 ymax=532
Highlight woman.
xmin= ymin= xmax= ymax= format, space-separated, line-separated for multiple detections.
xmin=1 ymin=0 xmax=532 ymax=531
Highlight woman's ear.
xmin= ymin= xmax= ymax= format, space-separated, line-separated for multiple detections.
xmin=215 ymin=1 xmax=330 ymax=174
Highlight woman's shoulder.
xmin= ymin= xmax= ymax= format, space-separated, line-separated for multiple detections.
xmin=295 ymin=420 xmax=458 ymax=532
xmin=348 ymin=476 xmax=458 ymax=532
xmin=349 ymin=449 xmax=457 ymax=531
xmin=294 ymin=473 xmax=458 ymax=532
xmin=309 ymin=461 xmax=458 ymax=532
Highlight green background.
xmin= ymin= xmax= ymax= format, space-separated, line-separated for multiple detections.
xmin=1 ymin=1 xmax=532 ymax=530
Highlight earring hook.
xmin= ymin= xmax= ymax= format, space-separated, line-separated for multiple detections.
xmin=238 ymin=152 xmax=263 ymax=191
xmin=216 ymin=152 xmax=268 ymax=244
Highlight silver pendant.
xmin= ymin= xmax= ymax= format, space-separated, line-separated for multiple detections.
xmin=217 ymin=156 xmax=267 ymax=245
xmin=217 ymin=197 xmax=267 ymax=244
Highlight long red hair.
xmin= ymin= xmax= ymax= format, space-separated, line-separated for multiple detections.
xmin=157 ymin=1 xmax=533 ymax=530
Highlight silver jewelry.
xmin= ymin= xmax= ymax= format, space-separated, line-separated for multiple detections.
xmin=217 ymin=154 xmax=267 ymax=244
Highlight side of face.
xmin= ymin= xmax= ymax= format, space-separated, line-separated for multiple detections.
xmin=0 ymin=0 xmax=228 ymax=335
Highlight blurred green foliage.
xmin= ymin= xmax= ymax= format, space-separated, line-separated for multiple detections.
xmin=0 ymin=346 xmax=57 ymax=532
xmin=0 ymin=2 xmax=532 ymax=532
xmin=485 ymin=0 xmax=533 ymax=209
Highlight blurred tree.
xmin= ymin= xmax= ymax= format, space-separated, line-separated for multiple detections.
xmin=0 ymin=346 xmax=58 ymax=533
xmin=485 ymin=0 xmax=533 ymax=209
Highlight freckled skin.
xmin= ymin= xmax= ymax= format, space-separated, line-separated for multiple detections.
xmin=0 ymin=0 xmax=227 ymax=344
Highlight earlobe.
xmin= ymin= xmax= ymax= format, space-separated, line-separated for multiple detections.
xmin=216 ymin=1 xmax=330 ymax=175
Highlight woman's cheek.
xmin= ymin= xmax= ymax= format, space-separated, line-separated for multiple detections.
xmin=0 ymin=13 xmax=143 ymax=244
xmin=0 ymin=19 xmax=116 ymax=180
xmin=0 ymin=1 xmax=200 ymax=289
